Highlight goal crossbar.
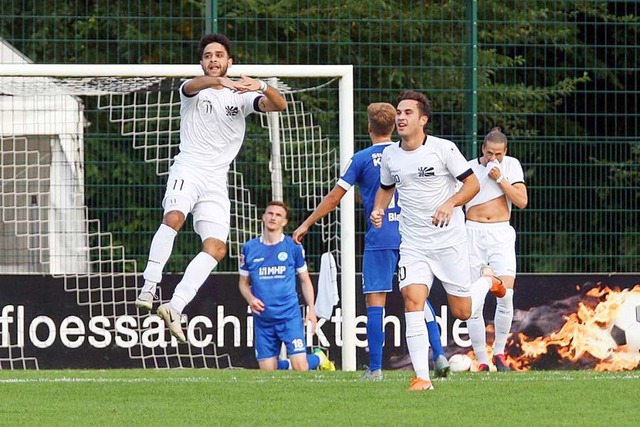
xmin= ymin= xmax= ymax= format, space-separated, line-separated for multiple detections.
xmin=0 ymin=63 xmax=353 ymax=79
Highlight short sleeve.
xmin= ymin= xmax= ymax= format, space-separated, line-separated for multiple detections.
xmin=242 ymin=91 xmax=262 ymax=116
xmin=337 ymin=157 xmax=357 ymax=191
xmin=444 ymin=142 xmax=472 ymax=180
xmin=379 ymin=150 xmax=394 ymax=187
xmin=238 ymin=243 xmax=250 ymax=275
xmin=293 ymin=242 xmax=308 ymax=272
xmin=509 ymin=157 xmax=526 ymax=184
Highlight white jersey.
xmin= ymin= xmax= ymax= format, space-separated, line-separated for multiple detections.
xmin=465 ymin=156 xmax=525 ymax=211
xmin=172 ymin=81 xmax=261 ymax=174
xmin=380 ymin=135 xmax=473 ymax=249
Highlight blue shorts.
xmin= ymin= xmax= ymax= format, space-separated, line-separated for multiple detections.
xmin=361 ymin=249 xmax=399 ymax=294
xmin=254 ymin=316 xmax=307 ymax=360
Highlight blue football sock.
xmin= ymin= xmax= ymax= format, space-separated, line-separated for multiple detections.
xmin=307 ymin=354 xmax=320 ymax=370
xmin=277 ymin=355 xmax=319 ymax=370
xmin=425 ymin=302 xmax=445 ymax=360
xmin=367 ymin=306 xmax=385 ymax=371
xmin=277 ymin=359 xmax=290 ymax=370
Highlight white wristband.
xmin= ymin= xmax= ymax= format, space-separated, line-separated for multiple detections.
xmin=258 ymin=80 xmax=268 ymax=92
xmin=496 ymin=175 xmax=504 ymax=183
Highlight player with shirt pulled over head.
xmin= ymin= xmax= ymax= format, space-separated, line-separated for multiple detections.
xmin=464 ymin=128 xmax=528 ymax=372
xmin=293 ymin=102 xmax=449 ymax=380
xmin=239 ymin=201 xmax=334 ymax=371
xmin=135 ymin=33 xmax=287 ymax=343
xmin=370 ymin=91 xmax=505 ymax=391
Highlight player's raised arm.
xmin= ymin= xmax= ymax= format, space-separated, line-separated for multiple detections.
xmin=493 ymin=171 xmax=528 ymax=209
xmin=182 ymin=75 xmax=239 ymax=95
xmin=235 ymin=75 xmax=287 ymax=112
xmin=293 ymin=185 xmax=347 ymax=243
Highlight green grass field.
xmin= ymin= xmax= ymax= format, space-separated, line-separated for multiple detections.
xmin=1 ymin=369 xmax=639 ymax=426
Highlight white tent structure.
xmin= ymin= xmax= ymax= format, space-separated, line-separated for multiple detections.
xmin=0 ymin=38 xmax=87 ymax=273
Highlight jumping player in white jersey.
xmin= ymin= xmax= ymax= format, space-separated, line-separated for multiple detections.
xmin=370 ymin=90 xmax=505 ymax=391
xmin=134 ymin=33 xmax=287 ymax=343
xmin=464 ymin=127 xmax=528 ymax=372
xmin=239 ymin=201 xmax=334 ymax=371
xmin=293 ymin=103 xmax=449 ymax=381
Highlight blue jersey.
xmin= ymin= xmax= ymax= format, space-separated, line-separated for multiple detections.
xmin=338 ymin=142 xmax=401 ymax=250
xmin=239 ymin=235 xmax=307 ymax=323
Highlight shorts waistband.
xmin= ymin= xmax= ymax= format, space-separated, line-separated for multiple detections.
xmin=465 ymin=220 xmax=510 ymax=229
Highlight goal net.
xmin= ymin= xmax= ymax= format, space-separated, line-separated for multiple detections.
xmin=0 ymin=62 xmax=357 ymax=370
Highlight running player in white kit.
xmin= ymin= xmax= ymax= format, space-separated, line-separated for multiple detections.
xmin=293 ymin=103 xmax=450 ymax=380
xmin=464 ymin=128 xmax=528 ymax=372
xmin=135 ymin=33 xmax=287 ymax=343
xmin=370 ymin=91 xmax=505 ymax=390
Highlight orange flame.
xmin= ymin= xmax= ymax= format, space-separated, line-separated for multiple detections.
xmin=508 ymin=284 xmax=640 ymax=371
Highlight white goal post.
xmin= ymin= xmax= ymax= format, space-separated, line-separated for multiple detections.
xmin=0 ymin=63 xmax=358 ymax=371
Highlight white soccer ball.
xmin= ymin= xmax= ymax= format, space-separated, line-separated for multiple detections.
xmin=610 ymin=290 xmax=640 ymax=353
xmin=448 ymin=354 xmax=472 ymax=372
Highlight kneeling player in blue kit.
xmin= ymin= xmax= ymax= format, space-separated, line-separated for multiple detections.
xmin=239 ymin=200 xmax=334 ymax=371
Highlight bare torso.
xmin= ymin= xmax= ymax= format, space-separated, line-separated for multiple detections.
xmin=466 ymin=195 xmax=511 ymax=222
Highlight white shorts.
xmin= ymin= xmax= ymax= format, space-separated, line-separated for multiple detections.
xmin=397 ymin=242 xmax=471 ymax=297
xmin=162 ymin=164 xmax=230 ymax=242
xmin=466 ymin=220 xmax=516 ymax=279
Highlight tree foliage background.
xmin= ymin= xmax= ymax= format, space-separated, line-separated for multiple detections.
xmin=1 ymin=0 xmax=638 ymax=272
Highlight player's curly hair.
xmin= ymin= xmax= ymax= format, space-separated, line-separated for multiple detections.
xmin=198 ymin=33 xmax=232 ymax=59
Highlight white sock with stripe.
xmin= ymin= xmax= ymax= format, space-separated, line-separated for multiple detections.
xmin=405 ymin=310 xmax=430 ymax=380
xmin=493 ymin=289 xmax=514 ymax=355
xmin=171 ymin=252 xmax=218 ymax=312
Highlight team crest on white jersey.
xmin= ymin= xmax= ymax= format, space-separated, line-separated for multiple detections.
xmin=225 ymin=105 xmax=239 ymax=116
xmin=278 ymin=252 xmax=288 ymax=261
xmin=418 ymin=166 xmax=435 ymax=177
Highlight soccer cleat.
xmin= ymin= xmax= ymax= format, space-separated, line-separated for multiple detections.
xmin=477 ymin=363 xmax=490 ymax=372
xmin=433 ymin=355 xmax=450 ymax=378
xmin=157 ymin=303 xmax=186 ymax=343
xmin=135 ymin=291 xmax=155 ymax=311
xmin=493 ymin=354 xmax=511 ymax=372
xmin=361 ymin=368 xmax=383 ymax=381
xmin=409 ymin=377 xmax=434 ymax=391
xmin=480 ymin=265 xmax=506 ymax=298
xmin=313 ymin=348 xmax=336 ymax=371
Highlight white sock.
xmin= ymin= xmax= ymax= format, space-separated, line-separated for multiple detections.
xmin=493 ymin=288 xmax=514 ymax=355
xmin=469 ymin=276 xmax=491 ymax=316
xmin=405 ymin=311 xmax=430 ymax=380
xmin=171 ymin=252 xmax=218 ymax=312
xmin=143 ymin=223 xmax=178 ymax=284
xmin=466 ymin=304 xmax=489 ymax=365
xmin=169 ymin=295 xmax=189 ymax=313
xmin=141 ymin=280 xmax=157 ymax=294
